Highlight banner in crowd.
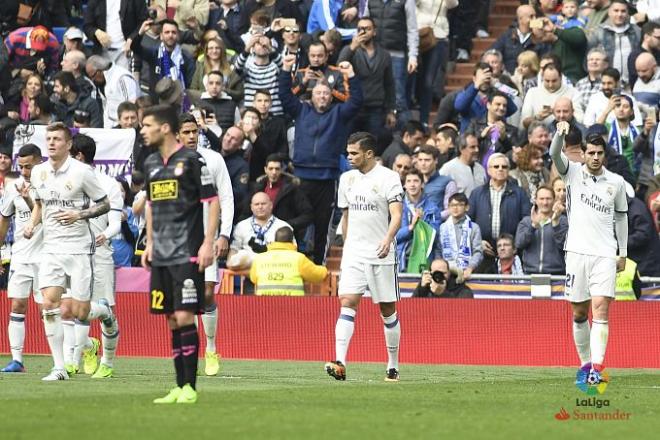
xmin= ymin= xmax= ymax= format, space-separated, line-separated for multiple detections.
xmin=12 ymin=125 xmax=135 ymax=178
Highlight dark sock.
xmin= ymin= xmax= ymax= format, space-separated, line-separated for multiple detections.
xmin=171 ymin=328 xmax=184 ymax=388
xmin=179 ymin=324 xmax=199 ymax=389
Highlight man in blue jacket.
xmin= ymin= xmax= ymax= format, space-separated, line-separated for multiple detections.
xmin=279 ymin=53 xmax=363 ymax=263
xmin=468 ymin=153 xmax=531 ymax=272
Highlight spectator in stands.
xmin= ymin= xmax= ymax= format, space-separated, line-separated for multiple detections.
xmin=396 ymin=169 xmax=442 ymax=272
xmin=436 ymin=193 xmax=483 ymax=280
xmin=190 ymin=36 xmax=243 ymax=102
xmin=598 ymin=94 xmax=638 ymax=174
xmin=439 ymin=132 xmax=487 ymax=197
xmin=548 ymin=96 xmax=586 ymax=137
xmin=529 ymin=16 xmax=587 ymax=83
xmin=4 ymin=25 xmax=60 ymax=76
xmin=515 ymin=185 xmax=568 ymax=275
xmin=381 ymin=120 xmax=425 ymax=168
xmin=626 ymin=193 xmax=660 ymax=277
xmin=551 ymin=176 xmax=567 ymax=217
xmin=588 ymin=0 xmax=640 ymax=86
xmin=131 ymin=18 xmax=196 ymax=94
xmin=83 ymin=0 xmax=148 ymax=69
xmin=468 ymin=91 xmax=519 ymax=165
xmin=86 ymin=55 xmax=139 ymax=129
xmin=279 ymin=55 xmax=362 ymax=263
xmin=549 ymin=0 xmax=586 ymax=30
xmin=572 ymin=47 xmax=608 ymax=123
xmin=412 ymin=258 xmax=474 ymax=299
xmin=227 ymin=191 xmax=293 ymax=270
xmin=452 ymin=0 xmax=477 ymax=62
xmin=60 ymin=50 xmax=97 ymax=101
xmin=249 ymin=89 xmax=289 ymax=180
xmin=491 ymin=4 xmax=538 ymax=75
xmin=633 ymin=112 xmax=658 ymax=200
xmin=51 ymin=71 xmax=103 ymax=128
xmin=584 ymin=68 xmax=644 ymax=128
xmin=426 ymin=123 xmax=459 ymax=169
xmin=366 ymin=0 xmax=419 ymax=126
xmin=293 ymin=41 xmax=349 ymax=102
xmin=632 ymin=53 xmax=660 ymax=109
xmin=510 ymin=144 xmax=550 ymax=202
xmin=276 ymin=19 xmax=309 ymax=74
xmin=513 ymin=122 xmax=552 ymax=171
xmin=468 ymin=153 xmax=531 ymax=271
xmin=493 ymin=233 xmax=524 ymax=275
xmin=338 ymin=17 xmax=396 ymax=140
xmin=511 ymin=50 xmax=540 ymax=101
xmin=199 ymin=70 xmax=240 ymax=134
xmin=306 ymin=0 xmax=358 ymax=40
xmin=234 ymin=33 xmax=283 ymax=114
xmin=521 ymin=63 xmax=576 ymax=129
xmin=415 ymin=145 xmax=455 ymax=217
xmin=27 ymin=94 xmax=54 ymax=125
xmin=153 ymin=0 xmax=209 ymax=34
xmin=584 ymin=0 xmax=612 ymax=37
xmin=247 ymin=154 xmax=313 ymax=244
xmin=392 ymin=153 xmax=412 ymax=184
xmin=455 ymin=62 xmax=518 ymax=133
xmin=1 ymin=72 xmax=43 ymax=127
xmin=627 ymin=22 xmax=660 ymax=87
xmin=250 ymin=226 xmax=327 ymax=296
xmin=221 ymin=126 xmax=249 ymax=221
xmin=209 ymin=0 xmax=250 ymax=53
xmin=59 ymin=27 xmax=90 ymax=62
xmin=579 ymin=125 xmax=637 ymax=187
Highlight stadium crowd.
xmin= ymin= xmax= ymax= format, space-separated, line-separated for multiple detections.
xmin=0 ymin=0 xmax=659 ymax=292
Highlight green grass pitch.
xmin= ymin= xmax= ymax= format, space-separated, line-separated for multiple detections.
xmin=1 ymin=356 xmax=657 ymax=439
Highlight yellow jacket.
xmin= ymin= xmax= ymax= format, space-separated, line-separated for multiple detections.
xmin=249 ymin=242 xmax=328 ymax=296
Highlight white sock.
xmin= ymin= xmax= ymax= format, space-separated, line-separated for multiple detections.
xmin=335 ymin=307 xmax=356 ymax=365
xmin=202 ymin=304 xmax=218 ymax=353
xmin=42 ymin=308 xmax=65 ymax=370
xmin=73 ymin=320 xmax=92 ymax=366
xmin=87 ymin=302 xmax=110 ymax=321
xmin=572 ymin=318 xmax=591 ymax=366
xmin=8 ymin=313 xmax=26 ymax=363
xmin=62 ymin=320 xmax=75 ymax=365
xmin=382 ymin=312 xmax=401 ymax=370
xmin=591 ymin=319 xmax=609 ymax=369
xmin=101 ymin=319 xmax=119 ymax=368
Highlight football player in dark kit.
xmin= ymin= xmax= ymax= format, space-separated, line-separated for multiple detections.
xmin=140 ymin=105 xmax=219 ymax=404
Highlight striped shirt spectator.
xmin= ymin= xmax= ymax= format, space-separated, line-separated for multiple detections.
xmin=4 ymin=26 xmax=60 ymax=75
xmin=234 ymin=35 xmax=283 ymax=115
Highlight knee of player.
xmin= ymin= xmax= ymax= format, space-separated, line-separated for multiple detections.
xmin=378 ymin=302 xmax=397 ymax=318
xmin=11 ymin=299 xmax=28 ymax=314
xmin=339 ymin=297 xmax=359 ymax=310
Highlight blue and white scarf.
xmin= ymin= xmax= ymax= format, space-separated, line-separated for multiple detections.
xmin=497 ymin=255 xmax=524 ymax=276
xmin=439 ymin=216 xmax=473 ymax=270
xmin=156 ymin=42 xmax=191 ymax=111
xmin=608 ymin=121 xmax=638 ymax=155
xmin=251 ymin=216 xmax=276 ymax=246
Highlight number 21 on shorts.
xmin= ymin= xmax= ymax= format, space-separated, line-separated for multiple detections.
xmin=151 ymin=289 xmax=164 ymax=310
xmin=565 ymin=273 xmax=575 ymax=296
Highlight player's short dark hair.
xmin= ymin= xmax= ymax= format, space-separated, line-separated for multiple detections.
xmin=254 ymin=88 xmax=271 ymax=99
xmin=71 ymin=133 xmax=96 ymax=164
xmin=32 ymin=94 xmax=52 ymax=115
xmin=497 ymin=233 xmax=515 ymax=246
xmin=404 ymin=168 xmax=424 ymax=182
xmin=347 ymin=132 xmax=377 ymax=153
xmin=535 ymin=184 xmax=555 ymax=198
xmin=117 ymin=101 xmax=138 ymax=117
xmin=602 ymin=67 xmax=621 ymax=82
xmin=275 ymin=226 xmax=294 ymax=243
xmin=403 ymin=120 xmax=425 ymax=137
xmin=417 ymin=144 xmax=439 ymax=160
xmin=143 ymin=104 xmax=179 ymax=133
xmin=565 ymin=127 xmax=583 ymax=147
xmin=448 ymin=192 xmax=469 ymax=205
xmin=53 ymin=71 xmax=78 ymax=94
xmin=179 ymin=112 xmax=198 ymax=127
xmin=46 ymin=122 xmax=72 ymax=141
xmin=17 ymin=143 xmax=41 ymax=158
xmin=584 ymin=132 xmax=607 ymax=152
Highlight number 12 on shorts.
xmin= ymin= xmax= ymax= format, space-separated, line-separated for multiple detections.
xmin=151 ymin=289 xmax=164 ymax=310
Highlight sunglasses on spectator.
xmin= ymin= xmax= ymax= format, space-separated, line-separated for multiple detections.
xmin=284 ymin=27 xmax=300 ymax=33
xmin=490 ymin=164 xmax=509 ymax=169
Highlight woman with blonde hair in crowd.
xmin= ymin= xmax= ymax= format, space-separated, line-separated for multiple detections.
xmin=190 ymin=36 xmax=243 ymax=102
xmin=511 ymin=50 xmax=539 ymax=100
xmin=510 ymin=143 xmax=550 ymax=202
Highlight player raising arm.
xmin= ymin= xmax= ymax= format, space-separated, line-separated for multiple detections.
xmin=550 ymin=121 xmax=628 ymax=385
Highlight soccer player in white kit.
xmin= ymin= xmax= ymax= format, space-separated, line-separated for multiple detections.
xmin=23 ymin=123 xmax=114 ymax=381
xmin=0 ymin=145 xmax=43 ymax=373
xmin=69 ymin=134 xmax=123 ymax=378
xmin=550 ymin=121 xmax=628 ymax=384
xmin=325 ymin=132 xmax=404 ymax=382
xmin=178 ymin=113 xmax=234 ymax=376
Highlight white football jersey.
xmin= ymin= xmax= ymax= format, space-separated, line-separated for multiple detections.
xmin=338 ymin=165 xmax=404 ymax=265
xmin=89 ymin=169 xmax=124 ymax=261
xmin=561 ymin=162 xmax=628 ymax=258
xmin=0 ymin=179 xmax=43 ymax=264
xmin=32 ymin=157 xmax=107 ymax=255
xmin=197 ymin=147 xmax=234 ymax=238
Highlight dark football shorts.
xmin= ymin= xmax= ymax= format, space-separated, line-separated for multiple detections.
xmin=149 ymin=263 xmax=205 ymax=314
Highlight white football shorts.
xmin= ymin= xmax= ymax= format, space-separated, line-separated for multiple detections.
xmin=7 ymin=262 xmax=42 ymax=303
xmin=39 ymin=253 xmax=93 ymax=302
xmin=338 ymin=260 xmax=400 ymax=303
xmin=564 ymin=251 xmax=617 ymax=303
xmin=92 ymin=258 xmax=116 ymax=306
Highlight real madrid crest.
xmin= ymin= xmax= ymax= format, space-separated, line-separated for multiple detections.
xmin=606 ymin=186 xmax=614 ymax=196
xmin=40 ymin=170 xmax=47 ymax=182
xmin=65 ymin=181 xmax=73 ymax=191
xmin=174 ymin=162 xmax=184 ymax=177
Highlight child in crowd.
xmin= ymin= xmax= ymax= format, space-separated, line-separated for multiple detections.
xmin=512 ymin=50 xmax=540 ymax=100
xmin=550 ymin=0 xmax=587 ymax=29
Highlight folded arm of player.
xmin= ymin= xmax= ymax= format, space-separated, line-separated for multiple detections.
xmin=550 ymin=121 xmax=570 ymax=175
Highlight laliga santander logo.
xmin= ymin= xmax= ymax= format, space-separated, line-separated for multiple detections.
xmin=575 ymin=363 xmax=610 ymax=395
xmin=554 ymin=407 xmax=570 ymax=421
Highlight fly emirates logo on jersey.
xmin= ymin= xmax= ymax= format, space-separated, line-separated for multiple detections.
xmin=43 ymin=191 xmax=76 ymax=209
xmin=579 ymin=180 xmax=615 ymax=214
xmin=349 ymin=194 xmax=379 ymax=212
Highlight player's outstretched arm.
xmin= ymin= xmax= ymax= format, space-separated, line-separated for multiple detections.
xmin=550 ymin=121 xmax=570 ymax=175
